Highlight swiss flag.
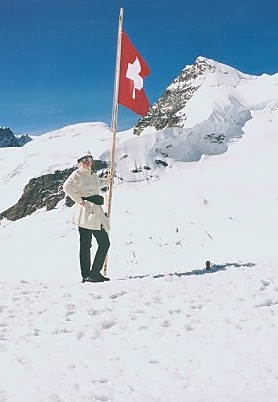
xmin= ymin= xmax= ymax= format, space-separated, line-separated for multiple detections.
xmin=118 ymin=31 xmax=150 ymax=116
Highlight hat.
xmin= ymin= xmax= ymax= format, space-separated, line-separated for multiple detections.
xmin=77 ymin=151 xmax=92 ymax=163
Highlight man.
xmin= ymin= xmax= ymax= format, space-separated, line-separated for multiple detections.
xmin=63 ymin=152 xmax=110 ymax=283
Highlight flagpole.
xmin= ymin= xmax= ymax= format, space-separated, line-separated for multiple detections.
xmin=107 ymin=7 xmax=123 ymax=218
xmin=103 ymin=8 xmax=123 ymax=276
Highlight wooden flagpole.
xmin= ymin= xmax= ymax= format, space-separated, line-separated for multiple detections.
xmin=103 ymin=8 xmax=124 ymax=276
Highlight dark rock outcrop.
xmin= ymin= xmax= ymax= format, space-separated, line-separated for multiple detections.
xmin=16 ymin=134 xmax=33 ymax=147
xmin=0 ymin=160 xmax=109 ymax=222
xmin=133 ymin=58 xmax=215 ymax=135
xmin=0 ymin=127 xmax=20 ymax=147
xmin=0 ymin=127 xmax=33 ymax=147
xmin=0 ymin=168 xmax=75 ymax=222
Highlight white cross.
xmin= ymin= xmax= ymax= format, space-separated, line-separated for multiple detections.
xmin=126 ymin=57 xmax=143 ymax=99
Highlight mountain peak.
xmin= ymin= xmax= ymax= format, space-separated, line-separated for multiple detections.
xmin=133 ymin=57 xmax=255 ymax=136
xmin=0 ymin=127 xmax=32 ymax=148
xmin=195 ymin=55 xmax=230 ymax=69
xmin=0 ymin=127 xmax=20 ymax=147
xmin=193 ymin=56 xmax=252 ymax=77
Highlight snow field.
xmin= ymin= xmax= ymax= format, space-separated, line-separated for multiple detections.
xmin=0 ymin=262 xmax=277 ymax=402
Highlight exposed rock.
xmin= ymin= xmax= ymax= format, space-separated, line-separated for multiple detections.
xmin=16 ymin=134 xmax=33 ymax=147
xmin=0 ymin=160 xmax=109 ymax=222
xmin=0 ymin=127 xmax=20 ymax=147
xmin=133 ymin=58 xmax=215 ymax=135
xmin=0 ymin=168 xmax=75 ymax=222
xmin=0 ymin=127 xmax=33 ymax=147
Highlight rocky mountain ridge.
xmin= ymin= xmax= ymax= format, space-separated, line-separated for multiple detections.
xmin=0 ymin=127 xmax=32 ymax=147
xmin=134 ymin=57 xmax=211 ymax=135
xmin=106 ymin=57 xmax=272 ymax=182
xmin=133 ymin=56 xmax=257 ymax=135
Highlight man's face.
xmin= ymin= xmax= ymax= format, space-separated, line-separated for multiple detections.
xmin=79 ymin=155 xmax=93 ymax=169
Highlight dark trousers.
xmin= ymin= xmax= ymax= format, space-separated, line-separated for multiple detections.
xmin=78 ymin=227 xmax=110 ymax=279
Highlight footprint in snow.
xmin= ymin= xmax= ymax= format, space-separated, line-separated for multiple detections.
xmin=260 ymin=279 xmax=271 ymax=291
xmin=93 ymin=393 xmax=111 ymax=402
xmin=184 ymin=323 xmax=194 ymax=331
xmin=256 ymin=299 xmax=278 ymax=307
xmin=91 ymin=377 xmax=108 ymax=384
xmin=75 ymin=331 xmax=84 ymax=340
xmin=89 ymin=293 xmax=103 ymax=300
xmin=87 ymin=308 xmax=100 ymax=316
xmin=97 ymin=378 xmax=108 ymax=384
xmin=109 ymin=291 xmax=127 ymax=299
xmin=20 ymin=290 xmax=30 ymax=295
xmin=169 ymin=308 xmax=182 ymax=315
xmin=52 ymin=328 xmax=72 ymax=335
xmin=101 ymin=320 xmax=117 ymax=330
xmin=65 ymin=304 xmax=76 ymax=317
xmin=11 ymin=296 xmax=21 ymax=302
xmin=161 ymin=319 xmax=171 ymax=328
xmin=149 ymin=359 xmax=160 ymax=364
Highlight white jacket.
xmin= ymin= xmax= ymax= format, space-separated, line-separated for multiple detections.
xmin=63 ymin=167 xmax=110 ymax=231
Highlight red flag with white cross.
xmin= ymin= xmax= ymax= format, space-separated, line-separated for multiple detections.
xmin=118 ymin=31 xmax=150 ymax=116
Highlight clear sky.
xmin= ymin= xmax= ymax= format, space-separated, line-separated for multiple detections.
xmin=0 ymin=0 xmax=277 ymax=135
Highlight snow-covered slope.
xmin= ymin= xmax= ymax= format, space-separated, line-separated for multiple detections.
xmin=0 ymin=107 xmax=278 ymax=400
xmin=0 ymin=57 xmax=278 ymax=401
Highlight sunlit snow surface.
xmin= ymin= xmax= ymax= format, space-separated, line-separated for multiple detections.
xmin=0 ymin=60 xmax=278 ymax=401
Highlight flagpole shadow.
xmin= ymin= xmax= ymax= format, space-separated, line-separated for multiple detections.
xmin=124 ymin=262 xmax=256 ymax=281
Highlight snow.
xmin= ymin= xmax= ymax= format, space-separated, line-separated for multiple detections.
xmin=1 ymin=60 xmax=278 ymax=401
xmin=1 ymin=263 xmax=277 ymax=402
xmin=169 ymin=57 xmax=277 ymax=133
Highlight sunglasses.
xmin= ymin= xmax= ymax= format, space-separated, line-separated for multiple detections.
xmin=79 ymin=156 xmax=93 ymax=163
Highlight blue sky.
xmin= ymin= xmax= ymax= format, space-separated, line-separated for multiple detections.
xmin=0 ymin=0 xmax=277 ymax=135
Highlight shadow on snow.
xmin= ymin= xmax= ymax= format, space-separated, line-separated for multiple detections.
xmin=125 ymin=262 xmax=256 ymax=281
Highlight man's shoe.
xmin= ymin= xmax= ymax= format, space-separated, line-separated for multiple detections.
xmin=82 ymin=274 xmax=110 ymax=283
xmin=98 ymin=273 xmax=110 ymax=282
xmin=82 ymin=276 xmax=99 ymax=283
xmin=91 ymin=272 xmax=110 ymax=282
xmin=82 ymin=276 xmax=95 ymax=283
